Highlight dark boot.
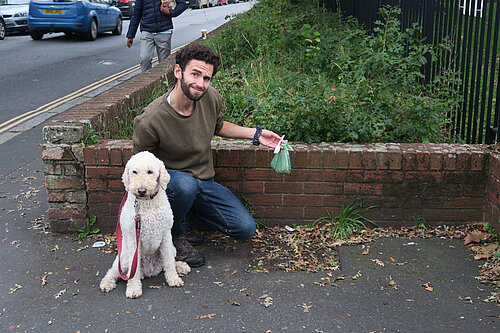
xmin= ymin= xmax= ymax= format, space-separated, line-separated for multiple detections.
xmin=184 ymin=222 xmax=205 ymax=246
xmin=173 ymin=236 xmax=205 ymax=267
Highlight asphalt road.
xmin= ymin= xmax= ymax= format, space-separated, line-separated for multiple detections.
xmin=0 ymin=2 xmax=252 ymax=148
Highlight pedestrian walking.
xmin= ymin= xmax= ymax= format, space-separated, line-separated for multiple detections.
xmin=126 ymin=0 xmax=187 ymax=72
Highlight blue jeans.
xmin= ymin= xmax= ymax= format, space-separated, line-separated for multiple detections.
xmin=166 ymin=170 xmax=256 ymax=240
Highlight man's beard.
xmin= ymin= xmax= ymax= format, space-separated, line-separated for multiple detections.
xmin=180 ymin=76 xmax=207 ymax=101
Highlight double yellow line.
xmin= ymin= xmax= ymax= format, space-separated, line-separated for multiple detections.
xmin=0 ymin=63 xmax=143 ymax=134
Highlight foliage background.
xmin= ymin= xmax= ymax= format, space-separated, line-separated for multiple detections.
xmin=206 ymin=0 xmax=462 ymax=143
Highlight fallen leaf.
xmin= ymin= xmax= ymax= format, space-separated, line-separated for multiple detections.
xmin=351 ymin=271 xmax=362 ymax=280
xmin=148 ymin=285 xmax=161 ymax=289
xmin=213 ymin=281 xmax=224 ymax=286
xmin=389 ymin=257 xmax=396 ymax=262
xmin=54 ymin=289 xmax=67 ymax=299
xmin=300 ymin=303 xmax=313 ymax=312
xmin=421 ymin=282 xmax=434 ymax=292
xmin=231 ymin=269 xmax=238 ymax=275
xmin=9 ymin=284 xmax=22 ymax=294
xmin=464 ymin=230 xmax=489 ymax=245
xmin=259 ymin=294 xmax=273 ymax=307
xmin=371 ymin=259 xmax=385 ymax=267
xmin=361 ymin=246 xmax=370 ymax=255
xmin=194 ymin=313 xmax=216 ymax=320
xmin=228 ymin=299 xmax=240 ymax=306
xmin=396 ymin=262 xmax=408 ymax=266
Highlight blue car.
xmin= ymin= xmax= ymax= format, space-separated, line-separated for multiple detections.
xmin=28 ymin=0 xmax=122 ymax=41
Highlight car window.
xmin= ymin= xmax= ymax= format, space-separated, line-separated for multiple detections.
xmin=28 ymin=0 xmax=81 ymax=2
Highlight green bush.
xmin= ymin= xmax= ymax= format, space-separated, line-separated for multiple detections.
xmin=206 ymin=0 xmax=462 ymax=143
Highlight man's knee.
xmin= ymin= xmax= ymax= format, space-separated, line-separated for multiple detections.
xmin=232 ymin=215 xmax=256 ymax=240
xmin=167 ymin=171 xmax=198 ymax=199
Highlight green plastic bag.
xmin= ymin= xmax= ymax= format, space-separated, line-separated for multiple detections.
xmin=271 ymin=142 xmax=293 ymax=174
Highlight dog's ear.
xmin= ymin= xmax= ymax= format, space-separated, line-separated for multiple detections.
xmin=122 ymin=164 xmax=130 ymax=191
xmin=158 ymin=160 xmax=170 ymax=190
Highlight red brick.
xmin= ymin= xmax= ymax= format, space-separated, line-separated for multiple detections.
xmin=87 ymin=191 xmax=123 ymax=204
xmin=255 ymin=149 xmax=272 ymax=168
xmin=265 ymin=182 xmax=302 ymax=194
xmin=322 ymin=150 xmax=335 ymax=168
xmin=441 ymin=197 xmax=484 ymax=209
xmin=322 ymin=170 xmax=350 ymax=182
xmin=284 ymin=169 xmax=323 ymax=182
xmin=83 ymin=147 xmax=97 ymax=165
xmin=240 ymin=181 xmax=263 ymax=193
xmin=47 ymin=192 xmax=65 ymax=202
xmin=470 ymin=153 xmax=485 ymax=170
xmin=45 ymin=175 xmax=84 ymax=190
xmin=283 ymin=194 xmax=322 ymax=206
xmin=344 ymin=183 xmax=383 ymax=195
xmin=402 ymin=152 xmax=417 ymax=170
xmin=245 ymin=169 xmax=283 ymax=181
xmin=86 ymin=166 xmax=123 ymax=179
xmin=292 ymin=150 xmax=308 ymax=168
xmin=309 ymin=149 xmax=322 ymax=168
xmin=122 ymin=148 xmax=133 ymax=162
xmin=362 ymin=151 xmax=377 ymax=170
xmin=416 ymin=151 xmax=430 ymax=170
xmin=375 ymin=152 xmax=389 ymax=170
xmin=109 ymin=148 xmax=123 ymax=166
xmin=246 ymin=194 xmax=282 ymax=206
xmin=87 ymin=179 xmax=107 ymax=191
xmin=304 ymin=182 xmax=343 ymax=194
xmin=388 ymin=152 xmax=402 ymax=170
xmin=97 ymin=148 xmax=110 ymax=165
xmin=108 ymin=179 xmax=125 ymax=192
xmin=260 ymin=206 xmax=304 ymax=219
xmin=429 ymin=153 xmax=443 ymax=170
xmin=335 ymin=150 xmax=349 ymax=169
xmin=215 ymin=168 xmax=246 ymax=181
xmin=349 ymin=150 xmax=363 ymax=169
xmin=443 ymin=153 xmax=457 ymax=170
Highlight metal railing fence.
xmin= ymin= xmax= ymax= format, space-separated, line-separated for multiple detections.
xmin=324 ymin=0 xmax=500 ymax=144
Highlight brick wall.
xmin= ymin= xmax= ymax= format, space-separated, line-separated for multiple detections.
xmin=82 ymin=139 xmax=497 ymax=233
xmin=485 ymin=153 xmax=500 ymax=226
xmin=41 ymin=37 xmax=499 ymax=233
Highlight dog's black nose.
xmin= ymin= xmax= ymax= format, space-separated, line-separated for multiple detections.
xmin=137 ymin=188 xmax=147 ymax=197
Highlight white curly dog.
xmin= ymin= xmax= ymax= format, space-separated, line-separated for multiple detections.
xmin=100 ymin=151 xmax=190 ymax=298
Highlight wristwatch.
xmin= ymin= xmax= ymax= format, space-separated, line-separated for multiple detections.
xmin=252 ymin=125 xmax=263 ymax=146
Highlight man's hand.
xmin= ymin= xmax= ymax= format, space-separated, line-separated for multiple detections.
xmin=160 ymin=3 xmax=171 ymax=15
xmin=127 ymin=38 xmax=133 ymax=48
xmin=259 ymin=130 xmax=285 ymax=150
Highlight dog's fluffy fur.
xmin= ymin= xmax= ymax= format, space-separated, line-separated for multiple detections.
xmin=99 ymin=151 xmax=190 ymax=298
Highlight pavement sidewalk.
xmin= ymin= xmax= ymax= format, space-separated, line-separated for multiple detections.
xmin=0 ymin=157 xmax=498 ymax=332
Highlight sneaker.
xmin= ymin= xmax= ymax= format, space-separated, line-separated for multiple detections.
xmin=185 ymin=222 xmax=204 ymax=246
xmin=173 ymin=236 xmax=205 ymax=267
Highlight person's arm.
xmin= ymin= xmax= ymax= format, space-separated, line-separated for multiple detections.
xmin=216 ymin=121 xmax=283 ymax=149
xmin=168 ymin=0 xmax=188 ymax=17
xmin=132 ymin=116 xmax=159 ymax=154
xmin=126 ymin=0 xmax=144 ymax=44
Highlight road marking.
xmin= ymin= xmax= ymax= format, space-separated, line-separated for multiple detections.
xmin=0 ymin=44 xmax=183 ymax=135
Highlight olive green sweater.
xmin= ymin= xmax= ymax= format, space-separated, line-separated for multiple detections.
xmin=132 ymin=86 xmax=224 ymax=180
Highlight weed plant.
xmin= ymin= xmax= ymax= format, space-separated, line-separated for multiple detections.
xmin=206 ymin=0 xmax=462 ymax=143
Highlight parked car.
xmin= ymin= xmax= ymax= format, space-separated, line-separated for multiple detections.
xmin=115 ymin=0 xmax=134 ymax=18
xmin=186 ymin=0 xmax=208 ymax=9
xmin=217 ymin=0 xmax=227 ymax=5
xmin=0 ymin=13 xmax=5 ymax=39
xmin=0 ymin=0 xmax=29 ymax=33
xmin=208 ymin=0 xmax=217 ymax=7
xmin=28 ymin=0 xmax=122 ymax=41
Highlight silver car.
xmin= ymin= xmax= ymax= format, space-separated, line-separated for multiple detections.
xmin=0 ymin=0 xmax=29 ymax=33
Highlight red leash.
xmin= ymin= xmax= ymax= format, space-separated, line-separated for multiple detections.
xmin=116 ymin=192 xmax=141 ymax=280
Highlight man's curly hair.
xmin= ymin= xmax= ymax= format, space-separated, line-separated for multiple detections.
xmin=175 ymin=43 xmax=221 ymax=76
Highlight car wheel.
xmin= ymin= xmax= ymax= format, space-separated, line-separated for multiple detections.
xmin=0 ymin=19 xmax=5 ymax=40
xmin=112 ymin=17 xmax=122 ymax=35
xmin=30 ymin=31 xmax=44 ymax=40
xmin=85 ymin=19 xmax=98 ymax=41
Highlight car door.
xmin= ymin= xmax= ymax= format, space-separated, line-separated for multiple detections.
xmin=89 ymin=0 xmax=110 ymax=30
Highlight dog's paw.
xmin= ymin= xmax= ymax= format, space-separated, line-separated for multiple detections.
xmin=125 ymin=285 xmax=142 ymax=298
xmin=166 ymin=273 xmax=184 ymax=287
xmin=175 ymin=261 xmax=191 ymax=276
xmin=99 ymin=278 xmax=117 ymax=293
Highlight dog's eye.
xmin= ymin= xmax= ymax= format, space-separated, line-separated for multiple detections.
xmin=147 ymin=170 xmax=153 ymax=174
xmin=132 ymin=170 xmax=137 ymax=174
